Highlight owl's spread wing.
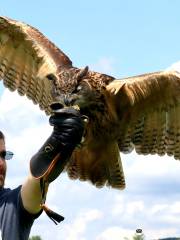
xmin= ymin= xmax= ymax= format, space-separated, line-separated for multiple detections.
xmin=107 ymin=70 xmax=180 ymax=159
xmin=0 ymin=16 xmax=72 ymax=114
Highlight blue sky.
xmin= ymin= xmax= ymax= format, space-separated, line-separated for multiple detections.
xmin=0 ymin=0 xmax=180 ymax=239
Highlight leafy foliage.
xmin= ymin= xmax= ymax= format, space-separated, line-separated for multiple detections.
xmin=29 ymin=236 xmax=42 ymax=240
xmin=133 ymin=233 xmax=145 ymax=240
xmin=124 ymin=233 xmax=145 ymax=240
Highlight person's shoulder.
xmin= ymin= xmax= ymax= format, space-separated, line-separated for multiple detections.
xmin=0 ymin=187 xmax=11 ymax=203
xmin=0 ymin=186 xmax=21 ymax=199
xmin=3 ymin=185 xmax=21 ymax=192
xmin=0 ymin=187 xmax=11 ymax=197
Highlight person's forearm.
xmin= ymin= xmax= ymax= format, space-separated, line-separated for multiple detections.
xmin=21 ymin=174 xmax=49 ymax=214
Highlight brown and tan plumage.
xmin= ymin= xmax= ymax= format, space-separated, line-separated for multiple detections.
xmin=0 ymin=16 xmax=179 ymax=189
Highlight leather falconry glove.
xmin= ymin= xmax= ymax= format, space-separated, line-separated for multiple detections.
xmin=30 ymin=107 xmax=85 ymax=224
xmin=30 ymin=107 xmax=84 ymax=182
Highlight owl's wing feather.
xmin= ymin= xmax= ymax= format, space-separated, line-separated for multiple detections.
xmin=107 ymin=70 xmax=180 ymax=159
xmin=0 ymin=16 xmax=72 ymax=114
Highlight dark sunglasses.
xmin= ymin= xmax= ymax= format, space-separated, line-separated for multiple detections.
xmin=0 ymin=151 xmax=14 ymax=160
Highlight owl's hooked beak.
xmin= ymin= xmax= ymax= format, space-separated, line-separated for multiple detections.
xmin=50 ymin=94 xmax=81 ymax=112
xmin=53 ymin=93 xmax=79 ymax=106
xmin=64 ymin=94 xmax=79 ymax=106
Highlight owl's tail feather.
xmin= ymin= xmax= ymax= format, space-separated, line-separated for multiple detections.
xmin=66 ymin=141 xmax=126 ymax=190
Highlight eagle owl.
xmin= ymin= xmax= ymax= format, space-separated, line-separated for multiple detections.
xmin=0 ymin=16 xmax=179 ymax=189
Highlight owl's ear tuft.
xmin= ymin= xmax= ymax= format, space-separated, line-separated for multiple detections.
xmin=77 ymin=66 xmax=89 ymax=82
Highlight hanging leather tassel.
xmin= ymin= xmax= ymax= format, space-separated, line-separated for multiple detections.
xmin=40 ymin=203 xmax=64 ymax=225
xmin=40 ymin=178 xmax=64 ymax=224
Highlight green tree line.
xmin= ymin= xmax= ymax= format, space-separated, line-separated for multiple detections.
xmin=29 ymin=236 xmax=42 ymax=240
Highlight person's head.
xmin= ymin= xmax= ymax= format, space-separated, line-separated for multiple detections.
xmin=0 ymin=131 xmax=6 ymax=187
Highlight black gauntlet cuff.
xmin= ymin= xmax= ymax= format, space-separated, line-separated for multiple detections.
xmin=30 ymin=135 xmax=64 ymax=181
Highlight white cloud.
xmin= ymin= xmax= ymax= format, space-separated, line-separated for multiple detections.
xmin=150 ymin=204 xmax=169 ymax=215
xmin=166 ymin=61 xmax=180 ymax=72
xmin=96 ymin=227 xmax=134 ymax=240
xmin=126 ymin=201 xmax=144 ymax=215
xmin=170 ymin=201 xmax=180 ymax=214
xmin=123 ymin=151 xmax=178 ymax=178
xmin=112 ymin=195 xmax=144 ymax=217
xmin=63 ymin=209 xmax=103 ymax=240
xmin=109 ymin=194 xmax=180 ymax=239
xmin=90 ymin=57 xmax=115 ymax=75
xmin=145 ymin=228 xmax=178 ymax=239
xmin=111 ymin=195 xmax=124 ymax=216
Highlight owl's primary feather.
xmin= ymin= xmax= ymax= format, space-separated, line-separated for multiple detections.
xmin=0 ymin=16 xmax=179 ymax=189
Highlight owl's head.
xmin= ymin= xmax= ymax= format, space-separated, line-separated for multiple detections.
xmin=46 ymin=66 xmax=94 ymax=109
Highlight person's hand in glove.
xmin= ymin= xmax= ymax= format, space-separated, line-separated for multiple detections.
xmin=49 ymin=108 xmax=84 ymax=152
